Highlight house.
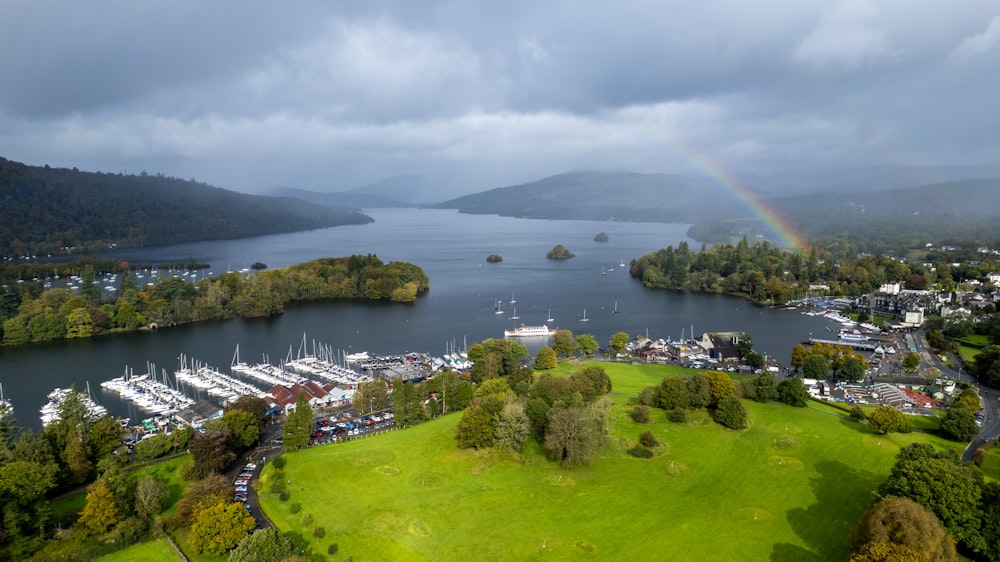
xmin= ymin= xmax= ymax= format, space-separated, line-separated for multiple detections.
xmin=175 ymin=400 xmax=225 ymax=429
xmin=699 ymin=332 xmax=744 ymax=362
xmin=268 ymin=380 xmax=340 ymax=414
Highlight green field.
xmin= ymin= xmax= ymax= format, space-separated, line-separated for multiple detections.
xmin=95 ymin=538 xmax=181 ymax=562
xmin=259 ymin=364 xmax=959 ymax=561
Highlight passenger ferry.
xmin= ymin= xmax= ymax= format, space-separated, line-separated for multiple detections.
xmin=504 ymin=324 xmax=556 ymax=338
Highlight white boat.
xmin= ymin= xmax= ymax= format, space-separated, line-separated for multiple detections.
xmin=494 ymin=297 xmax=504 ymax=315
xmin=620 ymin=258 xmax=626 ymax=267
xmin=504 ymin=324 xmax=556 ymax=338
xmin=580 ymin=308 xmax=589 ymax=322
xmin=510 ymin=305 xmax=520 ymax=320
xmin=613 ymin=301 xmax=620 ymax=314
xmin=547 ymin=309 xmax=554 ymax=322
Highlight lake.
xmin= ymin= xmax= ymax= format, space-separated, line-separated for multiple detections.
xmin=0 ymin=209 xmax=835 ymax=428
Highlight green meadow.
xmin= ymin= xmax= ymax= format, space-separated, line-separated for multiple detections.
xmin=259 ymin=363 xmax=959 ymax=561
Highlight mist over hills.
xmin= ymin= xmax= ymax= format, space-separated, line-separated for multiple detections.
xmin=0 ymin=157 xmax=372 ymax=257
xmin=432 ymin=167 xmax=1000 ymax=249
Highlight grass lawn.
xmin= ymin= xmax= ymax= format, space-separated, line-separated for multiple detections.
xmin=959 ymin=344 xmax=981 ymax=363
xmin=259 ymin=365 xmax=960 ymax=561
xmin=95 ymin=538 xmax=181 ymax=562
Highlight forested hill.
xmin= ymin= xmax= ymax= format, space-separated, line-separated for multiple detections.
xmin=689 ymin=178 xmax=1000 ymax=253
xmin=0 ymin=157 xmax=373 ymax=257
xmin=431 ymin=171 xmax=751 ymax=223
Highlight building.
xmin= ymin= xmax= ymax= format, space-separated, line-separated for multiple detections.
xmin=699 ymin=332 xmax=744 ymax=362
xmin=175 ymin=400 xmax=224 ymax=429
xmin=268 ymin=380 xmax=342 ymax=414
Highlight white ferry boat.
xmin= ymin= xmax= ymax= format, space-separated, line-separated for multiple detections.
xmin=504 ymin=324 xmax=556 ymax=338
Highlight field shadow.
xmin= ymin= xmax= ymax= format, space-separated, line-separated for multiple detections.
xmin=774 ymin=460 xmax=880 ymax=562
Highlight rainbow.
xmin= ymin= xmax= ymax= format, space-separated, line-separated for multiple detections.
xmin=667 ymin=140 xmax=808 ymax=252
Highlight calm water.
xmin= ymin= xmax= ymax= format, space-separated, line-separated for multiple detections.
xmin=0 ymin=209 xmax=835 ymax=428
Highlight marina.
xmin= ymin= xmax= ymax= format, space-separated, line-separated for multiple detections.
xmin=40 ymin=385 xmax=108 ymax=426
xmin=174 ymin=354 xmax=267 ymax=404
xmin=100 ymin=364 xmax=195 ymax=415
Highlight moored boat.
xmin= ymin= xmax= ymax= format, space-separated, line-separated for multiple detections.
xmin=504 ymin=324 xmax=556 ymax=338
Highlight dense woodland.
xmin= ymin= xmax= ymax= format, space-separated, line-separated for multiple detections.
xmin=631 ymin=238 xmax=998 ymax=303
xmin=0 ymin=157 xmax=373 ymax=257
xmin=0 ymin=255 xmax=428 ymax=346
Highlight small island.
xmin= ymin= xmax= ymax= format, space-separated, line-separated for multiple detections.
xmin=594 ymin=232 xmax=609 ymax=242
xmin=546 ymin=244 xmax=575 ymax=260
xmin=486 ymin=254 xmax=503 ymax=263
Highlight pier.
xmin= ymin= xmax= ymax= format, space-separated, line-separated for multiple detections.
xmin=805 ymin=337 xmax=878 ymax=352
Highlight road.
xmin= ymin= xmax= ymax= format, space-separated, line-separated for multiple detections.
xmin=908 ymin=328 xmax=998 ymax=462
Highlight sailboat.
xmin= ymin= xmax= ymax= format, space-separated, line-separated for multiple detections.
xmin=510 ymin=292 xmax=516 ymax=304
xmin=620 ymin=258 xmax=626 ymax=268
xmin=613 ymin=301 xmax=620 ymax=314
xmin=494 ymin=297 xmax=504 ymax=314
xmin=547 ymin=309 xmax=554 ymax=322
xmin=601 ymin=266 xmax=606 ymax=275
xmin=580 ymin=308 xmax=589 ymax=322
xmin=510 ymin=305 xmax=520 ymax=320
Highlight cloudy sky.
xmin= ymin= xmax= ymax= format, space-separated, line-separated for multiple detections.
xmin=2 ymin=1 xmax=998 ymax=198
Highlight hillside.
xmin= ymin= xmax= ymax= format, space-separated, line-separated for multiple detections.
xmin=432 ymin=170 xmax=753 ymax=223
xmin=690 ymin=178 xmax=1000 ymax=251
xmin=262 ymin=185 xmax=409 ymax=209
xmin=0 ymin=157 xmax=373 ymax=257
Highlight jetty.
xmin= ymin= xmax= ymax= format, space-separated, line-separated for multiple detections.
xmin=284 ymin=334 xmax=369 ymax=386
xmin=230 ymin=344 xmax=307 ymax=387
xmin=805 ymin=337 xmax=878 ymax=352
xmin=174 ymin=354 xmax=267 ymax=404
xmin=41 ymin=384 xmax=109 ymax=426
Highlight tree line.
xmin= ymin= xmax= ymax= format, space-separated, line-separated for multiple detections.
xmin=1 ymin=255 xmax=428 ymax=345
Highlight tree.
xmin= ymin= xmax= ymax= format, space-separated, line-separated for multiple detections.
xmin=849 ymin=542 xmax=924 ymax=562
xmin=189 ymin=427 xmax=236 ymax=479
xmin=229 ymin=527 xmax=295 ymax=562
xmin=745 ymin=351 xmax=765 ymax=370
xmin=78 ymin=478 xmax=122 ymax=536
xmin=790 ymin=343 xmax=807 ymax=372
xmin=174 ymin=473 xmax=231 ymax=527
xmin=189 ymin=499 xmax=256 ymax=555
xmin=569 ymin=365 xmax=612 ymax=403
xmin=753 ymin=372 xmax=777 ymax=402
xmin=974 ymin=345 xmax=1000 ymax=384
xmin=219 ymin=409 xmax=261 ymax=449
xmin=455 ymin=405 xmax=494 ymax=449
xmin=657 ymin=377 xmax=689 ymax=410
xmin=544 ymin=407 xmax=602 ymax=468
xmin=849 ymin=496 xmax=958 ymax=562
xmin=283 ymin=393 xmax=313 ymax=452
xmin=878 ymin=448 xmax=984 ymax=552
xmin=777 ymin=377 xmax=809 ymax=407
xmin=841 ymin=357 xmax=865 ymax=383
xmin=535 ymin=346 xmax=557 ymax=369
xmin=552 ymin=329 xmax=576 ymax=357
xmin=227 ymin=395 xmax=270 ymax=430
xmin=902 ymin=352 xmax=920 ymax=372
xmin=802 ymin=353 xmax=830 ymax=379
xmin=494 ymin=398 xmax=530 ymax=452
xmin=868 ymin=406 xmax=911 ymax=434
xmin=574 ymin=334 xmax=599 ymax=357
xmin=712 ymin=395 xmax=748 ymax=429
xmin=609 ymin=331 xmax=629 ymax=355
xmin=940 ymin=405 xmax=979 ymax=442
xmin=134 ymin=475 xmax=166 ymax=519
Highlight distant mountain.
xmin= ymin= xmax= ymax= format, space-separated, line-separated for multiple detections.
xmin=746 ymin=164 xmax=1000 ymax=196
xmin=432 ymin=171 xmax=754 ymax=223
xmin=262 ymin=186 xmax=408 ymax=209
xmin=690 ymin=178 xmax=1000 ymax=250
xmin=347 ymin=175 xmax=457 ymax=205
xmin=0 ymin=157 xmax=373 ymax=257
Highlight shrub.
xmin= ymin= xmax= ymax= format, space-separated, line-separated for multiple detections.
xmin=631 ymin=405 xmax=650 ymax=424
xmin=667 ymin=408 xmax=688 ymax=424
xmin=289 ymin=502 xmax=301 ymax=514
xmin=328 ymin=544 xmax=339 ymax=555
xmin=850 ymin=405 xmax=867 ymax=421
xmin=271 ymin=454 xmax=286 ymax=469
xmin=313 ymin=526 xmax=326 ymax=539
xmin=278 ymin=491 xmax=290 ymax=502
xmin=626 ymin=445 xmax=654 ymax=459
xmin=868 ymin=405 xmax=911 ymax=434
xmin=713 ymin=395 xmax=748 ymax=430
xmin=639 ymin=431 xmax=659 ymax=448
xmin=269 ymin=474 xmax=286 ymax=494
xmin=302 ymin=513 xmax=313 ymax=526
